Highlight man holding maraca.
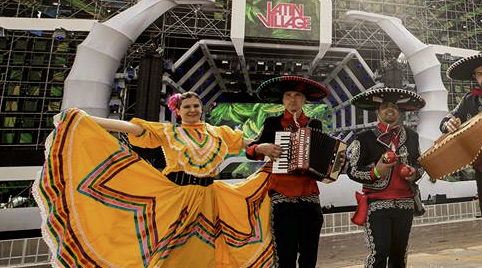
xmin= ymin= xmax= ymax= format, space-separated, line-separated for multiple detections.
xmin=346 ymin=87 xmax=426 ymax=268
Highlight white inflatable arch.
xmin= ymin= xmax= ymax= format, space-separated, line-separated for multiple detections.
xmin=61 ymin=0 xmax=213 ymax=117
xmin=346 ymin=11 xmax=448 ymax=153
xmin=64 ymin=6 xmax=447 ymax=152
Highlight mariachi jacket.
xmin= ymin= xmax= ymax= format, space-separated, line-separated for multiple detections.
xmin=440 ymin=92 xmax=482 ymax=133
xmin=346 ymin=125 xmax=424 ymax=191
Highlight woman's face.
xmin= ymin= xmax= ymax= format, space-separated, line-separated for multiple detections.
xmin=176 ymin=97 xmax=202 ymax=124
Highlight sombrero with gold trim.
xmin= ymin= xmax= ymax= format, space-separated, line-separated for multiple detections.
xmin=446 ymin=53 xmax=482 ymax=80
xmin=256 ymin=76 xmax=329 ymax=103
xmin=351 ymin=87 xmax=425 ymax=111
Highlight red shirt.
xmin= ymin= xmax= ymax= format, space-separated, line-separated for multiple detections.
xmin=367 ymin=123 xmax=413 ymax=199
xmin=248 ymin=110 xmax=320 ymax=197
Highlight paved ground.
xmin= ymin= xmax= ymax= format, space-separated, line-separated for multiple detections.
xmin=13 ymin=219 xmax=482 ymax=268
xmin=318 ymin=219 xmax=482 ymax=268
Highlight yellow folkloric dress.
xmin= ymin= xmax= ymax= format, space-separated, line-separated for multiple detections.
xmin=33 ymin=108 xmax=274 ymax=268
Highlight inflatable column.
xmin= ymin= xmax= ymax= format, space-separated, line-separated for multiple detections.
xmin=62 ymin=0 xmax=213 ymax=117
xmin=346 ymin=11 xmax=448 ymax=152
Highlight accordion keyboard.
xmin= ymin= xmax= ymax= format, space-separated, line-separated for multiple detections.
xmin=273 ymin=131 xmax=291 ymax=173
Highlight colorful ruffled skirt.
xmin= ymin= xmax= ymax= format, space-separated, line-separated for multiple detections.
xmin=33 ymin=109 xmax=275 ymax=268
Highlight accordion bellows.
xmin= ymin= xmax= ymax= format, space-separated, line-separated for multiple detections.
xmin=273 ymin=127 xmax=347 ymax=183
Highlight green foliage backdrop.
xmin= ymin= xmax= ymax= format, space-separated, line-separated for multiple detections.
xmin=206 ymin=103 xmax=332 ymax=139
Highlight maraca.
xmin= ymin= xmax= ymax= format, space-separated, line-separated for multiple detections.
xmin=399 ymin=163 xmax=413 ymax=178
xmin=382 ymin=150 xmax=398 ymax=164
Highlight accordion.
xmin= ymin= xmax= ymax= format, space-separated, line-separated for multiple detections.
xmin=273 ymin=127 xmax=347 ymax=183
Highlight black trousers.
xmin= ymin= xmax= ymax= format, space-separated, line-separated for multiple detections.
xmin=272 ymin=200 xmax=323 ymax=268
xmin=365 ymin=200 xmax=414 ymax=268
xmin=475 ymin=170 xmax=482 ymax=215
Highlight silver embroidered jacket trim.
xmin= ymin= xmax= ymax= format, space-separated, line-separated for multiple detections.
xmin=271 ymin=192 xmax=320 ymax=204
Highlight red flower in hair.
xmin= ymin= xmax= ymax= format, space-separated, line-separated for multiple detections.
xmin=167 ymin=93 xmax=181 ymax=112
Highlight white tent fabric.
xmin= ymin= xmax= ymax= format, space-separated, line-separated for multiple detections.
xmin=62 ymin=0 xmax=213 ymax=117
xmin=346 ymin=11 xmax=448 ymax=152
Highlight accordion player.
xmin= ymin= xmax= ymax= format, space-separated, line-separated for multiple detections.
xmin=272 ymin=127 xmax=347 ymax=183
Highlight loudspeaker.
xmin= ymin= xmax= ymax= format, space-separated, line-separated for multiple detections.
xmin=133 ymin=56 xmax=165 ymax=169
xmin=135 ymin=56 xmax=163 ymax=121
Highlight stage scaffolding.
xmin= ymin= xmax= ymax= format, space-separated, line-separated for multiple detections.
xmin=0 ymin=0 xmax=481 ymax=152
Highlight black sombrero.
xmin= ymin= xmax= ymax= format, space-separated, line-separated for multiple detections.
xmin=256 ymin=76 xmax=329 ymax=103
xmin=446 ymin=53 xmax=482 ymax=80
xmin=351 ymin=87 xmax=425 ymax=111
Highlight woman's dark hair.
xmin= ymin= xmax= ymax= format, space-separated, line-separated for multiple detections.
xmin=177 ymin=92 xmax=201 ymax=108
xmin=167 ymin=92 xmax=202 ymax=112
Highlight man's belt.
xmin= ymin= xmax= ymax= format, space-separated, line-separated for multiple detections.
xmin=166 ymin=171 xmax=213 ymax=187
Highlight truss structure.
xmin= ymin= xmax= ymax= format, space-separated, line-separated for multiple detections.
xmin=1 ymin=0 xmax=481 ymax=150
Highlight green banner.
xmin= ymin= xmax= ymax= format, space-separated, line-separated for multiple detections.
xmin=245 ymin=0 xmax=321 ymax=41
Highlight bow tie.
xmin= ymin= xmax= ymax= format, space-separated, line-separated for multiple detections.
xmin=377 ymin=125 xmax=401 ymax=147
xmin=471 ymin=88 xmax=482 ymax=96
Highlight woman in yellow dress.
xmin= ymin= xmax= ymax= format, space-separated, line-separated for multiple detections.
xmin=34 ymin=92 xmax=275 ymax=268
